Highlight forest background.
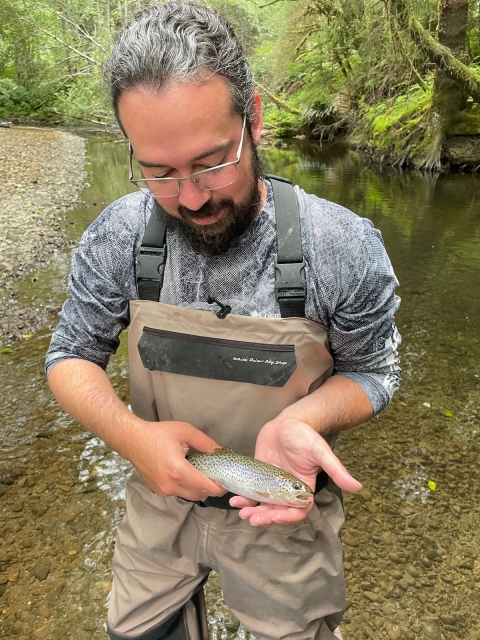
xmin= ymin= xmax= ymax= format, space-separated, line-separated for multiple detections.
xmin=1 ymin=0 xmax=480 ymax=170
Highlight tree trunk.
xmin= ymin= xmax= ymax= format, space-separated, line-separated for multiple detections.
xmin=391 ymin=0 xmax=480 ymax=168
xmin=431 ymin=0 xmax=469 ymax=133
xmin=391 ymin=0 xmax=480 ymax=103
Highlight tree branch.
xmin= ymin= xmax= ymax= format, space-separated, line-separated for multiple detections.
xmin=255 ymin=82 xmax=301 ymax=114
xmin=19 ymin=16 xmax=99 ymax=66
xmin=56 ymin=12 xmax=109 ymax=56
xmin=390 ymin=0 xmax=480 ymax=102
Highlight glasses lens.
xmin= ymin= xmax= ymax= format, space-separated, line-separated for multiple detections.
xmin=194 ymin=164 xmax=238 ymax=190
xmin=132 ymin=179 xmax=180 ymax=197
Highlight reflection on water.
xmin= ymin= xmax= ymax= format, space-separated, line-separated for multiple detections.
xmin=1 ymin=135 xmax=479 ymax=639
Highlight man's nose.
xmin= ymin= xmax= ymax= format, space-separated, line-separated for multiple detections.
xmin=177 ymin=178 xmax=212 ymax=211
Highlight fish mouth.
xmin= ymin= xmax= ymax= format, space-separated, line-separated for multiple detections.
xmin=291 ymin=493 xmax=314 ymax=506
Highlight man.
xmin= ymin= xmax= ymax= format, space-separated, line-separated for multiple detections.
xmin=46 ymin=3 xmax=401 ymax=639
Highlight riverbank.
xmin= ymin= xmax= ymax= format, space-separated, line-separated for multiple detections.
xmin=0 ymin=126 xmax=85 ymax=345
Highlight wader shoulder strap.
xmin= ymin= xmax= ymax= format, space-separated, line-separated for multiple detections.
xmin=136 ymin=200 xmax=167 ymax=301
xmin=137 ymin=178 xmax=306 ymax=318
xmin=266 ymin=175 xmax=306 ymax=319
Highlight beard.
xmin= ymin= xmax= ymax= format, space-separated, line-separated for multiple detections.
xmin=166 ymin=145 xmax=264 ymax=256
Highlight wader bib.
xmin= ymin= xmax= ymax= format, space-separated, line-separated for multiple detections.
xmin=108 ymin=177 xmax=346 ymax=640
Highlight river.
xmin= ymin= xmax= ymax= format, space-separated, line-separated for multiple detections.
xmin=0 ymin=134 xmax=479 ymax=640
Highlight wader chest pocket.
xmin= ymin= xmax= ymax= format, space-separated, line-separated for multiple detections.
xmin=138 ymin=327 xmax=297 ymax=387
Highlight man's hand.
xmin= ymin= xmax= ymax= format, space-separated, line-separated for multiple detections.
xmin=229 ymin=416 xmax=361 ymax=526
xmin=47 ymin=359 xmax=225 ymax=502
xmin=128 ymin=419 xmax=226 ymax=501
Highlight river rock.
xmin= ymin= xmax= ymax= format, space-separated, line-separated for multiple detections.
xmin=7 ymin=567 xmax=19 ymax=582
xmin=11 ymin=501 xmax=23 ymax=513
xmin=37 ymin=604 xmax=50 ymax=618
xmin=382 ymin=601 xmax=397 ymax=615
xmin=389 ymin=553 xmax=404 ymax=564
xmin=33 ymin=559 xmax=50 ymax=581
xmin=0 ymin=551 xmax=12 ymax=563
xmin=422 ymin=618 xmax=443 ymax=640
xmin=363 ymin=591 xmax=381 ymax=602
xmin=405 ymin=565 xmax=420 ymax=578
xmin=381 ymin=532 xmax=397 ymax=546
xmin=342 ymin=533 xmax=358 ymax=547
xmin=386 ymin=622 xmax=404 ymax=639
xmin=57 ymin=505 xmax=83 ymax=523
xmin=439 ymin=614 xmax=458 ymax=626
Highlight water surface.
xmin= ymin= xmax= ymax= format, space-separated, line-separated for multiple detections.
xmin=0 ymin=135 xmax=479 ymax=640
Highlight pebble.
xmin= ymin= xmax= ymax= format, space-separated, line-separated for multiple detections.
xmin=458 ymin=558 xmax=475 ymax=570
xmin=439 ymin=615 xmax=458 ymax=625
xmin=7 ymin=567 xmax=19 ymax=582
xmin=363 ymin=591 xmax=381 ymax=602
xmin=58 ymin=505 xmax=83 ymax=523
xmin=405 ymin=565 xmax=420 ymax=578
xmin=33 ymin=559 xmax=51 ymax=581
xmin=389 ymin=553 xmax=404 ymax=564
xmin=422 ymin=618 xmax=443 ymax=640
xmin=386 ymin=622 xmax=404 ymax=639
xmin=37 ymin=604 xmax=51 ymax=618
xmin=381 ymin=532 xmax=397 ymax=546
xmin=342 ymin=533 xmax=358 ymax=547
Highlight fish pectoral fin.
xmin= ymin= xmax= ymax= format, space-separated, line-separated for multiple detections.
xmin=256 ymin=491 xmax=270 ymax=500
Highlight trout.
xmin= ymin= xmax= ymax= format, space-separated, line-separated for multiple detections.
xmin=187 ymin=446 xmax=314 ymax=507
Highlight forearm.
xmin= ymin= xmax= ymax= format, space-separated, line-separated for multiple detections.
xmin=47 ymin=358 xmax=148 ymax=463
xmin=47 ymin=358 xmax=223 ymax=500
xmin=278 ymin=374 xmax=374 ymax=435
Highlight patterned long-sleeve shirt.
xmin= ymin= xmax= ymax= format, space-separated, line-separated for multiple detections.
xmin=46 ymin=180 xmax=401 ymax=415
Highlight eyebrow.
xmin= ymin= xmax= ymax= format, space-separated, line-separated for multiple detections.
xmin=137 ymin=141 xmax=234 ymax=169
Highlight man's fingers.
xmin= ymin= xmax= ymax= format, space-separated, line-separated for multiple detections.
xmin=229 ymin=495 xmax=257 ymax=508
xmin=312 ymin=436 xmax=362 ymax=492
xmin=239 ymin=503 xmax=312 ymax=526
xmin=185 ymin=427 xmax=220 ymax=454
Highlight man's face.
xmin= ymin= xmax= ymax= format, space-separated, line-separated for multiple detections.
xmin=118 ymin=76 xmax=265 ymax=254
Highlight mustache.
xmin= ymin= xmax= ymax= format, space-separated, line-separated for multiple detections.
xmin=178 ymin=198 xmax=232 ymax=220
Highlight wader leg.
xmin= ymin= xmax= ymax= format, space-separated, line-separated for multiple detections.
xmin=107 ymin=581 xmax=209 ymax=640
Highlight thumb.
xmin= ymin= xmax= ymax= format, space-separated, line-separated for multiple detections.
xmin=184 ymin=426 xmax=220 ymax=454
xmin=312 ymin=435 xmax=362 ymax=492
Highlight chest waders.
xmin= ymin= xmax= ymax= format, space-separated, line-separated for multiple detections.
xmin=107 ymin=176 xmax=345 ymax=640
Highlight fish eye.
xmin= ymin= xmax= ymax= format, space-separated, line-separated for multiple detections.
xmin=292 ymin=481 xmax=304 ymax=491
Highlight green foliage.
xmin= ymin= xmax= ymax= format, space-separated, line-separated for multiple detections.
xmin=351 ymin=84 xmax=432 ymax=162
xmin=0 ymin=78 xmax=58 ymax=119
xmin=0 ymin=0 xmax=479 ymax=170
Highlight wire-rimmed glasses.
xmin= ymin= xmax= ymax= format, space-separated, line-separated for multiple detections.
xmin=128 ymin=115 xmax=246 ymax=198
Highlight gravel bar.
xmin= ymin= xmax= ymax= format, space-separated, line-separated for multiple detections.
xmin=0 ymin=126 xmax=85 ymax=344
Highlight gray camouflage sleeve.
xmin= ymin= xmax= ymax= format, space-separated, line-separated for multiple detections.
xmin=302 ymin=192 xmax=401 ymax=415
xmin=45 ymin=194 xmax=144 ymax=376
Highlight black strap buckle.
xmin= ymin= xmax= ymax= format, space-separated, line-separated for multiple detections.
xmin=137 ymin=246 xmax=167 ymax=281
xmin=274 ymin=260 xmax=307 ymax=302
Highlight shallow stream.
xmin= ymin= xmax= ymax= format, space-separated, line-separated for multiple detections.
xmin=0 ymin=135 xmax=479 ymax=640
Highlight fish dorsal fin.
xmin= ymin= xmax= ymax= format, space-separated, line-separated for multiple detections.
xmin=212 ymin=446 xmax=235 ymax=454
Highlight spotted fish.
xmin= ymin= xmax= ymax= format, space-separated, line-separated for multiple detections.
xmin=187 ymin=446 xmax=314 ymax=506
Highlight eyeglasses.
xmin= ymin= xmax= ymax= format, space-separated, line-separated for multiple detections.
xmin=128 ymin=115 xmax=246 ymax=198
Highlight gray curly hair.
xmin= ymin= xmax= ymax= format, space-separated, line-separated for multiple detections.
xmin=106 ymin=2 xmax=256 ymax=132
